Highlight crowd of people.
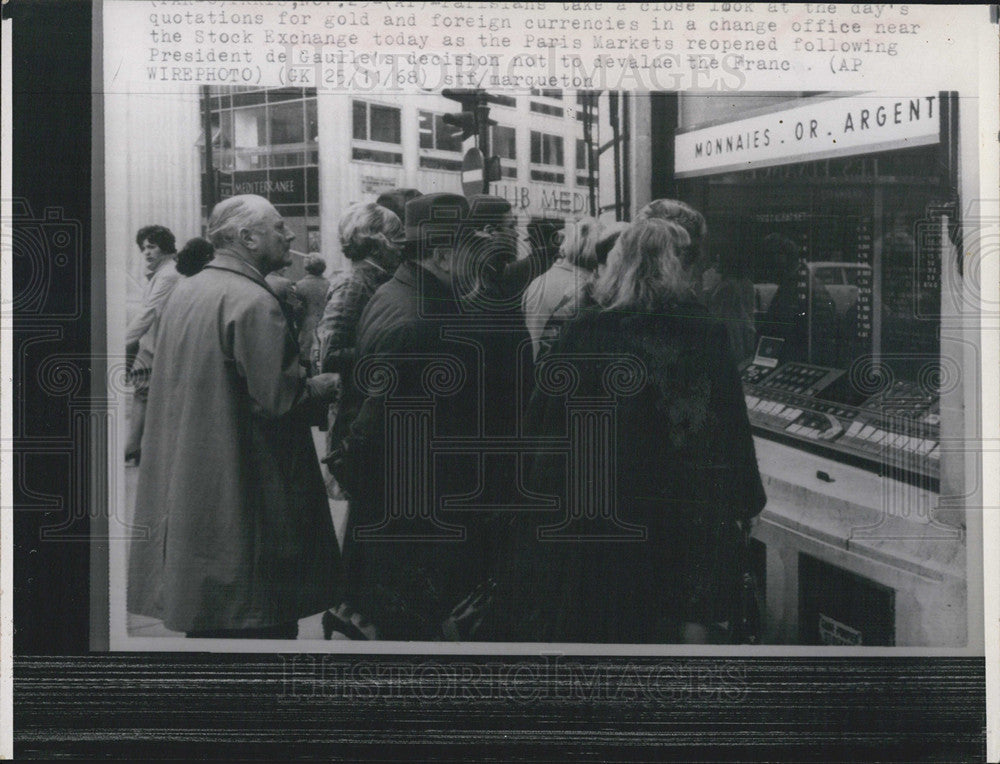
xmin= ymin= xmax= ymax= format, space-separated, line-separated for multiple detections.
xmin=125 ymin=189 xmax=766 ymax=644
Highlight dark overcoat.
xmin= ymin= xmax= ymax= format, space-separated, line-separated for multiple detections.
xmin=127 ymin=251 xmax=342 ymax=632
xmin=339 ymin=260 xmax=532 ymax=639
xmin=494 ymin=300 xmax=767 ymax=643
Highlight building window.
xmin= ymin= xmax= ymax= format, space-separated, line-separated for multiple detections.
xmin=418 ymin=111 xmax=463 ymax=153
xmin=269 ymin=100 xmax=306 ymax=145
xmin=491 ymin=124 xmax=518 ymax=178
xmin=531 ymin=131 xmax=563 ymax=166
xmin=575 ymin=138 xmax=595 ymax=187
xmin=202 ymin=88 xmax=319 ymax=174
xmin=530 ymin=102 xmax=564 ymax=118
xmin=352 ymin=100 xmax=402 ymax=144
xmin=492 ymin=125 xmax=516 ymax=160
xmin=576 ymin=91 xmax=598 ymax=121
xmin=530 ymin=131 xmax=564 ymax=183
xmin=531 ymin=88 xmax=563 ymax=100
xmin=490 ymin=94 xmax=517 ymax=108
xmin=352 ymin=147 xmax=403 ymax=165
xmin=419 ymin=156 xmax=463 ymax=172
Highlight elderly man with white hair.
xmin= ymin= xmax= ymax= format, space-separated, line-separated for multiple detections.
xmin=127 ymin=194 xmax=342 ymax=639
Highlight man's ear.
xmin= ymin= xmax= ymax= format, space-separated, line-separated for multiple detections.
xmin=238 ymin=226 xmax=256 ymax=251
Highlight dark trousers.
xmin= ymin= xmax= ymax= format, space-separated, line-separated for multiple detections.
xmin=186 ymin=621 xmax=298 ymax=640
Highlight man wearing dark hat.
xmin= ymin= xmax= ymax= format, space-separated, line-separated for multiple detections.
xmin=454 ymin=193 xmax=535 ymax=513
xmin=329 ymin=192 xmax=499 ymax=641
xmin=375 ymin=187 xmax=422 ymax=225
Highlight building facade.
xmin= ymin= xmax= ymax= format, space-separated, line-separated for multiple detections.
xmin=204 ymin=86 xmax=602 ymax=275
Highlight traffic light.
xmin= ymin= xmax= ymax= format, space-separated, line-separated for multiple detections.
xmin=442 ymin=89 xmax=498 ymax=150
xmin=442 ymin=111 xmax=479 ymax=141
xmin=485 ymin=155 xmax=502 ymax=183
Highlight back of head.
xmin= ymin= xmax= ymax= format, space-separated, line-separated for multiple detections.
xmin=594 ymin=221 xmax=631 ymax=268
xmin=527 ymin=218 xmax=564 ymax=264
xmin=376 ymin=188 xmax=422 ymax=222
xmin=464 ymin=194 xmax=513 ymax=232
xmin=135 ymin=224 xmax=177 ymax=254
xmin=637 ymin=198 xmax=706 ymax=267
xmin=403 ymin=193 xmax=470 ymax=261
xmin=592 ymin=217 xmax=693 ymax=312
xmin=558 ymin=217 xmax=602 ymax=272
xmin=456 ymin=195 xmax=518 ymax=297
xmin=762 ymin=232 xmax=800 ymax=272
xmin=338 ymin=201 xmax=403 ymax=262
xmin=206 ymin=194 xmax=270 ymax=250
xmin=176 ymin=237 xmax=214 ymax=276
xmin=303 ymin=254 xmax=327 ymax=276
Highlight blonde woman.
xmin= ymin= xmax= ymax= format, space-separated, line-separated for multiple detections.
xmin=521 ymin=216 xmax=602 ymax=361
xmin=496 ymin=217 xmax=766 ymax=644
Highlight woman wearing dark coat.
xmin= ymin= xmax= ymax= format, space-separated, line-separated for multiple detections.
xmin=493 ymin=217 xmax=766 ymax=644
xmin=315 ymin=202 xmax=404 ymax=473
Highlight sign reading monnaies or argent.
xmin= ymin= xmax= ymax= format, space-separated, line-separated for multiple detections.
xmin=675 ymin=93 xmax=940 ymax=178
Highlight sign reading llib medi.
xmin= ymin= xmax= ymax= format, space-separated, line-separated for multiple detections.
xmin=674 ymin=93 xmax=940 ymax=178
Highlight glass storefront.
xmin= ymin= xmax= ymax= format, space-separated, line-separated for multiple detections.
xmin=674 ymin=96 xmax=957 ymax=491
xmin=202 ymin=87 xmax=320 ymax=274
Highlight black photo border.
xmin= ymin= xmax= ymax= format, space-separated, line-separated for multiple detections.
xmin=8 ymin=1 xmax=986 ymax=759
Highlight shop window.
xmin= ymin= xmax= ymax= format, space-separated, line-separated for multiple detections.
xmin=305 ymin=99 xmax=318 ymax=144
xmin=231 ymin=89 xmax=267 ymax=109
xmin=267 ymin=87 xmax=307 ymax=104
xmin=418 ymin=111 xmax=463 ymax=153
xmin=201 ymin=87 xmax=320 ymax=241
xmin=269 ymin=101 xmax=306 ymax=145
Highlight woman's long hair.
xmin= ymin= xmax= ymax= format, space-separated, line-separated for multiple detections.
xmin=591 ymin=218 xmax=693 ymax=312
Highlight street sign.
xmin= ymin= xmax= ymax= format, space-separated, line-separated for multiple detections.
xmin=462 ymin=147 xmax=485 ymax=196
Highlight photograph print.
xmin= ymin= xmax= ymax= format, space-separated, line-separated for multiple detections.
xmin=108 ymin=83 xmax=980 ymax=650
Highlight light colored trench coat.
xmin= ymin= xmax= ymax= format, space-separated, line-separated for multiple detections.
xmin=127 ymin=250 xmax=341 ymax=632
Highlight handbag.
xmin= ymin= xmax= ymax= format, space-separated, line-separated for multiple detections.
xmin=729 ymin=520 xmax=762 ymax=645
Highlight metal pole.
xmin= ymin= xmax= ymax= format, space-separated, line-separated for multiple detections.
xmin=200 ymin=85 xmax=216 ymax=210
xmin=583 ymin=92 xmax=597 ymax=218
xmin=476 ymin=94 xmax=491 ymax=192
xmin=622 ymin=94 xmax=631 ymax=221
xmin=609 ymin=91 xmax=622 ymax=221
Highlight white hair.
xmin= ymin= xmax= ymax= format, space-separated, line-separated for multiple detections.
xmin=206 ymin=195 xmax=269 ymax=248
xmin=558 ymin=216 xmax=601 ymax=271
